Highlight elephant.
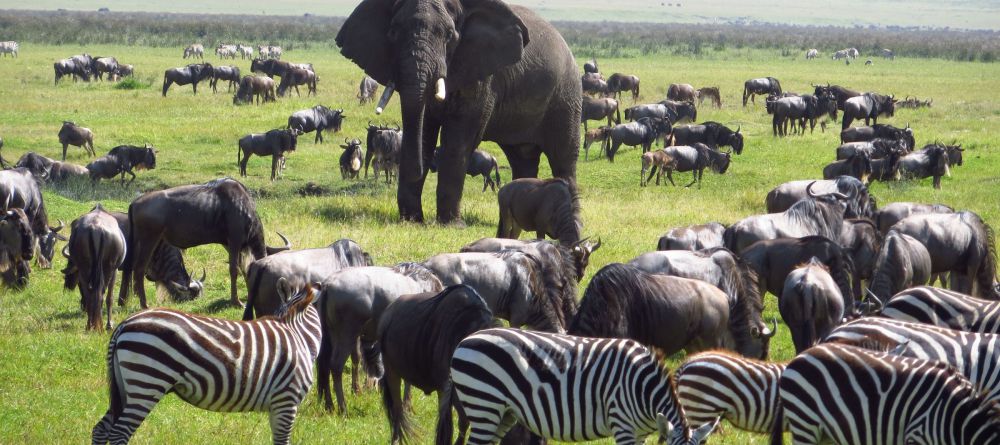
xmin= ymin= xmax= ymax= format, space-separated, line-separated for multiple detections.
xmin=336 ymin=0 xmax=581 ymax=224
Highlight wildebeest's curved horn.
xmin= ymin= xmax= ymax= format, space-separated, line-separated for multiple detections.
xmin=806 ymin=181 xmax=820 ymax=198
xmin=50 ymin=219 xmax=65 ymax=232
xmin=865 ymin=288 xmax=883 ymax=313
xmin=736 ymin=125 xmax=741 ymax=134
xmin=198 ymin=267 xmax=207 ymax=284
xmin=266 ymin=232 xmax=292 ymax=255
xmin=761 ymin=318 xmax=778 ymax=338
xmin=345 ymin=137 xmax=351 ymax=145
xmin=62 ymin=244 xmax=70 ymax=259
xmin=393 ymin=124 xmax=400 ymax=132
xmin=353 ymin=138 xmax=361 ymax=145
xmin=592 ymin=237 xmax=602 ymax=251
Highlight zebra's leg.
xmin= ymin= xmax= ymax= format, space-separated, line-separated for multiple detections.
xmin=268 ymin=402 xmax=299 ymax=445
xmin=465 ymin=406 xmax=513 ymax=445
xmin=108 ymin=385 xmax=170 ymax=444
xmin=453 ymin=394 xmax=470 ymax=445
xmin=92 ymin=410 xmax=114 ymax=445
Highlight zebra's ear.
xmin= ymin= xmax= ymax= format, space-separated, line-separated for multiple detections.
xmin=276 ymin=277 xmax=293 ymax=302
xmin=692 ymin=417 xmax=720 ymax=442
xmin=656 ymin=413 xmax=674 ymax=439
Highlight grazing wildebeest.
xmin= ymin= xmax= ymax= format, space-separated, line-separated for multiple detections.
xmin=13 ymin=152 xmax=54 ymax=181
xmin=182 ymin=43 xmax=204 ymax=59
xmin=742 ymin=77 xmax=782 ymax=106
xmin=727 ymin=183 xmax=851 ymax=254
xmin=570 ymin=262 xmax=774 ymax=358
xmin=209 ymin=65 xmax=241 ymax=93
xmin=866 ymin=230 xmax=932 ymax=301
xmin=87 ymin=144 xmax=157 ymax=186
xmin=357 ymin=75 xmax=379 ymax=104
xmin=606 ymin=73 xmax=640 ymax=101
xmin=58 ymin=121 xmax=95 ymax=161
xmin=496 ymin=178 xmax=583 ymax=246
xmin=237 ymin=128 xmax=300 ymax=181
xmin=667 ymin=83 xmax=696 ymax=102
xmin=639 ymin=150 xmax=677 ymax=187
xmin=814 ymin=84 xmax=862 ymax=110
xmin=287 ymin=105 xmax=344 ymax=144
xmin=671 ymin=122 xmax=744 ymax=154
xmin=873 ymin=202 xmax=954 ymax=235
xmin=339 ymin=138 xmax=363 ymax=180
xmin=250 ymin=58 xmax=293 ymax=78
xmin=583 ymin=57 xmax=599 ymax=74
xmin=117 ymin=178 xmax=291 ymax=309
xmin=0 ymin=41 xmax=19 ymax=58
xmin=823 ymin=151 xmax=873 ymax=183
xmin=242 ymin=239 xmax=369 ymax=320
xmin=604 ymin=117 xmax=672 ymax=162
xmin=581 ymin=72 xmax=608 ymax=96
xmin=92 ymin=57 xmax=118 ymax=81
xmin=771 ymin=95 xmax=818 ymax=136
xmin=233 ymin=75 xmax=276 ymax=105
xmin=53 ymin=58 xmax=92 ymax=84
xmin=764 ymin=176 xmax=874 ymax=219
xmin=780 ymin=257 xmax=846 ymax=352
xmin=377 ymin=285 xmax=496 ymax=445
xmin=364 ymin=123 xmax=402 ymax=180
xmin=66 ymin=205 xmax=126 ymax=331
xmin=0 ymin=167 xmax=65 ymax=268
xmin=899 ymin=144 xmax=951 ymax=189
xmin=659 ymin=100 xmax=699 ymax=124
xmin=161 ymin=63 xmax=213 ymax=96
xmin=657 ymin=222 xmax=726 ymax=251
xmin=582 ymin=126 xmax=611 ymax=161
xmin=696 ymin=86 xmax=722 ymax=108
xmin=842 ymin=92 xmax=896 ymax=130
xmin=430 ymin=147 xmax=502 ymax=192
xmin=805 ymin=48 xmax=819 ymax=59
xmin=112 ymin=64 xmax=133 ymax=79
xmin=840 ymin=218 xmax=883 ymax=289
xmin=835 ymin=138 xmax=909 ymax=160
xmin=740 ymin=235 xmax=858 ymax=308
xmin=654 ymin=143 xmax=731 ymax=188
xmin=581 ymin=96 xmax=620 ymax=132
xmin=315 ymin=263 xmax=442 ymax=414
xmin=276 ymin=67 xmax=317 ymax=97
xmin=0 ymin=208 xmax=33 ymax=288
xmin=890 ymin=211 xmax=998 ymax=299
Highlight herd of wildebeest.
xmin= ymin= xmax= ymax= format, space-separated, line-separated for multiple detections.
xmin=0 ymin=9 xmax=998 ymax=445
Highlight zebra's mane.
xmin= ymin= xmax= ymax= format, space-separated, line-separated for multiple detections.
xmin=273 ymin=285 xmax=315 ymax=322
xmin=686 ymin=349 xmax=789 ymax=367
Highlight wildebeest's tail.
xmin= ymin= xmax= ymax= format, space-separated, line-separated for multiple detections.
xmin=379 ymin=362 xmax=416 ymax=444
xmin=791 ymin=279 xmax=818 ymax=352
xmin=742 ymin=83 xmax=749 ymax=106
xmin=770 ymin=404 xmax=785 ymax=445
xmin=315 ymin=287 xmax=336 ymax=411
xmin=161 ymin=75 xmax=170 ymax=97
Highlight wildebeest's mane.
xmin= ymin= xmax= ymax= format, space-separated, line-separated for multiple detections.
xmin=784 ymin=197 xmax=842 ymax=241
xmin=702 ymin=247 xmax=765 ymax=336
xmin=960 ymin=212 xmax=1000 ymax=299
xmin=544 ymin=177 xmax=582 ymax=246
xmin=496 ymin=249 xmax=566 ymax=332
xmin=570 ymin=263 xmax=647 ymax=340
xmin=524 ymin=242 xmax=580 ymax=320
xmin=392 ymin=261 xmax=443 ymax=292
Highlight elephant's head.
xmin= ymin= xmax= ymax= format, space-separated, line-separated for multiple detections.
xmin=336 ymin=0 xmax=529 ymax=183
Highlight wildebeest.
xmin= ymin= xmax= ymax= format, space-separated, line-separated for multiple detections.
xmin=739 ymin=236 xmax=857 ymax=308
xmin=580 ymin=72 xmax=607 ymax=96
xmin=868 ymin=147 xmax=905 ymax=182
xmin=639 ymin=150 xmax=677 ymax=187
xmin=276 ymin=67 xmax=317 ymax=97
xmin=727 ymin=182 xmax=851 ymax=254
xmin=840 ymin=218 xmax=883 ymax=289
xmin=250 ymin=58 xmax=294 ymax=78
xmin=823 ymin=151 xmax=873 ymax=183
xmin=764 ymin=176 xmax=874 ymax=219
xmin=376 ymin=285 xmax=496 ymax=445
xmin=771 ymin=95 xmax=818 ymax=136
xmin=890 ymin=211 xmax=998 ymax=299
xmin=315 ymin=263 xmax=443 ymax=414
xmin=430 ymin=147 xmax=502 ymax=192
xmin=842 ymin=92 xmax=896 ymax=130
xmin=182 ymin=43 xmax=204 ymax=59
xmin=49 ymin=160 xmax=90 ymax=183
xmin=814 ymin=84 xmax=862 ymax=110
xmin=364 ymin=123 xmax=402 ymax=180
xmin=87 ymin=144 xmax=157 ymax=186
xmin=581 ymin=96 xmax=620 ymax=132
xmin=0 ymin=167 xmax=65 ymax=268
xmin=866 ymin=230 xmax=932 ymax=301
xmin=671 ymin=122 xmax=744 ymax=154
xmin=92 ymin=57 xmax=118 ymax=81
xmin=624 ymin=102 xmax=692 ymax=126
xmin=582 ymin=126 xmax=611 ymax=161
xmin=570 ymin=262 xmax=774 ymax=358
xmin=12 ymin=152 xmax=54 ymax=182
xmin=897 ymin=95 xmax=932 ymax=108
xmin=899 ymin=144 xmax=951 ymax=189
xmin=696 ymin=86 xmax=722 ymax=108
xmin=53 ymin=58 xmax=92 ymax=84
xmin=0 ymin=208 xmax=33 ymax=288
xmin=835 ymin=138 xmax=909 ymax=161
xmin=459 ymin=237 xmax=600 ymax=285
xmin=583 ymin=57 xmax=599 ymax=74
xmin=209 ymin=65 xmax=240 ymax=93
xmin=657 ymin=222 xmax=726 ymax=251
xmin=805 ymin=48 xmax=819 ymax=59
xmin=287 ymin=105 xmax=344 ymax=144
xmin=604 ymin=117 xmax=672 ymax=162
xmin=667 ymin=83 xmax=696 ymax=102
xmin=0 ymin=41 xmax=19 ymax=58
xmin=840 ymin=123 xmax=914 ymax=149
xmin=357 ymin=76 xmax=379 ymax=104
xmin=873 ymin=202 xmax=954 ymax=235
xmin=111 ymin=64 xmax=133 ymax=79
xmin=66 ymin=205 xmax=126 ymax=331
xmin=237 ymin=128 xmax=300 ymax=181
xmin=881 ymin=48 xmax=895 ymax=60
xmin=242 ymin=239 xmax=370 ymax=320
xmin=742 ymin=77 xmax=782 ymax=106
xmin=161 ymin=63 xmax=213 ymax=96
xmin=58 ymin=121 xmax=95 ymax=161
xmin=660 ymin=100 xmax=699 ymax=124
xmin=654 ymin=143 xmax=731 ymax=188
xmin=117 ymin=178 xmax=291 ymax=309
xmin=780 ymin=257 xmax=846 ymax=352
xmin=233 ymin=75 xmax=276 ymax=105
xmin=606 ymin=73 xmax=640 ymax=101
xmin=497 ymin=178 xmax=583 ymax=247
xmin=339 ymin=138 xmax=363 ymax=180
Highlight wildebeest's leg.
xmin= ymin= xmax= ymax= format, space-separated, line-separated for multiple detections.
xmin=686 ymin=168 xmax=701 ymax=188
xmin=124 ymin=237 xmax=157 ymax=309
xmin=239 ymin=151 xmax=251 ymax=177
xmin=192 ymin=80 xmax=199 ymax=95
xmin=435 ymin=383 xmax=455 ymax=445
xmin=270 ymin=155 xmax=280 ymax=181
xmin=666 ymin=169 xmax=676 ymax=186
xmin=62 ymin=143 xmax=68 ymax=162
xmin=226 ymin=241 xmax=242 ymax=307
xmin=124 ymin=168 xmax=137 ymax=187
xmin=104 ymin=267 xmax=116 ymax=330
xmin=330 ymin=320 xmax=363 ymax=414
xmin=87 ymin=138 xmax=95 ymax=157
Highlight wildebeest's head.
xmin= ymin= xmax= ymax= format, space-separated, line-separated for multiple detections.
xmin=138 ymin=144 xmax=157 ymax=170
xmin=944 ymin=144 xmax=963 ymax=166
xmin=711 ymin=149 xmax=732 ymax=174
xmin=570 ymin=238 xmax=602 ymax=282
xmin=726 ymin=126 xmax=743 ymax=154
xmin=37 ymin=219 xmax=67 ymax=267
xmin=325 ymin=107 xmax=346 ymax=132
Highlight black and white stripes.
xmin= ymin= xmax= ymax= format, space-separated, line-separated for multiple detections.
xmin=675 ymin=351 xmax=784 ymax=434
xmin=881 ymin=285 xmax=1000 ymax=333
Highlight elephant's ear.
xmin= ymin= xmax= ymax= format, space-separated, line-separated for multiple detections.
xmin=336 ymin=0 xmax=395 ymax=85
xmin=449 ymin=0 xmax=529 ymax=87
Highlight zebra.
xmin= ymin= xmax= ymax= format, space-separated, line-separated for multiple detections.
xmin=91 ymin=278 xmax=321 ymax=445
xmin=825 ymin=316 xmax=1000 ymax=402
xmin=772 ymin=343 xmax=1000 ymax=445
xmin=881 ymin=285 xmax=1000 ymax=333
xmin=0 ymin=41 xmax=17 ymax=58
xmin=675 ymin=351 xmax=784 ymax=434
xmin=451 ymin=328 xmax=718 ymax=445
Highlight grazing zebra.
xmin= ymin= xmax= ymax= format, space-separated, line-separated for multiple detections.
xmin=675 ymin=351 xmax=784 ymax=434
xmin=91 ymin=278 xmax=321 ymax=445
xmin=881 ymin=285 xmax=1000 ymax=333
xmin=451 ymin=328 xmax=718 ymax=445
xmin=772 ymin=343 xmax=1000 ymax=445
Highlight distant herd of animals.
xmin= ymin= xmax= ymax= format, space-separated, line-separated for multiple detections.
xmin=0 ymin=2 xmax=996 ymax=444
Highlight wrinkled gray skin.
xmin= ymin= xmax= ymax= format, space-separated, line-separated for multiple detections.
xmin=0 ymin=168 xmax=64 ymax=268
xmin=780 ymin=258 xmax=845 ymax=353
xmin=58 ymin=121 xmax=96 ymax=161
xmin=840 ymin=219 xmax=883 ymax=289
xmin=727 ymin=184 xmax=850 ymax=254
xmin=842 ymin=92 xmax=896 ymax=130
xmin=867 ymin=230 xmax=932 ymax=301
xmin=67 ymin=205 xmax=126 ymax=331
xmin=430 ymin=147 xmax=502 ymax=192
xmin=764 ymin=177 xmax=874 ymax=219
xmin=233 ymin=75 xmax=276 ymax=105
xmin=339 ymin=139 xmax=363 ymax=180
xmin=873 ymin=202 xmax=954 ymax=235
xmin=161 ymin=62 xmax=213 ymax=96
xmin=581 ymin=96 xmax=620 ymax=132
xmin=605 ymin=117 xmax=672 ymax=162
xmin=288 ymin=105 xmax=344 ymax=144
xmin=357 ymin=75 xmax=379 ymax=104
xmin=657 ymin=222 xmax=726 ymax=251
xmin=655 ymin=143 xmax=731 ymax=188
xmin=337 ymin=0 xmax=581 ymax=224
xmin=237 ymin=129 xmax=300 ymax=181
xmin=667 ymin=83 xmax=696 ymax=102
xmin=822 ymin=152 xmax=872 ymax=183
xmin=209 ymin=65 xmax=241 ymax=93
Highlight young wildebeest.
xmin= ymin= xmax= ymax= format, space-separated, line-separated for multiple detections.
xmin=53 ymin=58 xmax=92 ymax=84
xmin=276 ymin=67 xmax=317 ymax=97
xmin=58 ymin=121 xmax=95 ymax=161
xmin=364 ymin=123 xmax=402 ymax=180
xmin=316 ymin=263 xmax=443 ymax=414
xmin=357 ymin=75 xmax=379 ymax=104
xmin=657 ymin=143 xmax=731 ymax=188
xmin=667 ymin=83 xmax=696 ymax=102
xmin=209 ymin=65 xmax=240 ymax=93
xmin=671 ymin=122 xmax=743 ymax=154
xmin=497 ymin=177 xmax=583 ymax=246
xmin=287 ymin=105 xmax=344 ymax=144
xmin=899 ymin=143 xmax=951 ymax=189
xmin=696 ymin=86 xmax=722 ymax=108
xmin=764 ymin=176 xmax=874 ymax=219
xmin=582 ymin=125 xmax=611 ymax=160
xmin=377 ymin=285 xmax=496 ymax=445
xmin=237 ymin=128 xmax=300 ymax=181
xmin=233 ymin=75 xmax=276 ymax=105
xmin=571 ymin=262 xmax=774 ymax=358
xmin=161 ymin=62 xmax=213 ymax=96
xmin=866 ymin=230 xmax=932 ymax=301
xmin=842 ymin=92 xmax=896 ymax=130
xmin=823 ymin=151 xmax=872 ymax=183
xmin=740 ymin=235 xmax=858 ymax=309
xmin=339 ymin=138 xmax=363 ymax=179
xmin=87 ymin=144 xmax=157 ymax=186
xmin=66 ymin=205 xmax=126 ymax=331
xmin=873 ymin=202 xmax=954 ymax=235
xmin=742 ymin=76 xmax=782 ymax=106
xmin=780 ymin=257 xmax=846 ymax=353
xmin=606 ymin=72 xmax=640 ymax=101
xmin=0 ymin=208 xmax=33 ymax=288
xmin=604 ymin=117 xmax=672 ymax=162
xmin=657 ymin=222 xmax=726 ymax=251
xmin=429 ymin=147 xmax=502 ymax=192
xmin=581 ymin=96 xmax=620 ymax=132
xmin=639 ymin=149 xmax=677 ymax=186
xmin=727 ymin=183 xmax=851 ymax=254
xmin=771 ymin=95 xmax=818 ymax=136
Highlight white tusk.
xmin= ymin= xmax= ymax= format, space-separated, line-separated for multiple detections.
xmin=435 ymin=78 xmax=446 ymax=101
xmin=375 ymin=82 xmax=395 ymax=115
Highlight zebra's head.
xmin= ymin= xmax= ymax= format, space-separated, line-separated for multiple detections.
xmin=656 ymin=413 xmax=718 ymax=445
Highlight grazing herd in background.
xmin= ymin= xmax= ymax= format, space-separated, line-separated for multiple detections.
xmin=0 ymin=22 xmax=995 ymax=445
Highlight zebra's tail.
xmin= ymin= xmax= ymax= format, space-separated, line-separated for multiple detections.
xmin=770 ymin=403 xmax=785 ymax=445
xmin=380 ymin=372 xmax=417 ymax=444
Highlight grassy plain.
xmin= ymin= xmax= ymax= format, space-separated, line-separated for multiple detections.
xmin=0 ymin=43 xmax=998 ymax=444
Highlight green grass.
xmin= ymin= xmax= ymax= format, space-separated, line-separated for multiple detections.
xmin=0 ymin=43 xmax=998 ymax=444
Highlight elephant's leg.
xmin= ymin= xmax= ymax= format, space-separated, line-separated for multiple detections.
xmin=435 ymin=130 xmax=479 ymax=223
